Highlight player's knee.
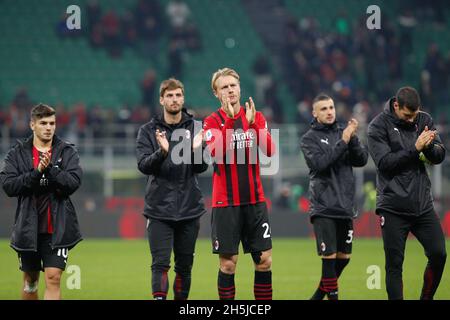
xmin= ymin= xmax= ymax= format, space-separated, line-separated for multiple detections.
xmin=23 ymin=280 xmax=39 ymax=294
xmin=152 ymin=263 xmax=171 ymax=273
xmin=220 ymin=259 xmax=237 ymax=274
xmin=385 ymin=249 xmax=404 ymax=270
xmin=151 ymin=254 xmax=171 ymax=272
xmin=253 ymin=251 xmax=272 ymax=271
xmin=174 ymin=254 xmax=194 ymax=275
xmin=336 ymin=252 xmax=350 ymax=259
xmin=45 ymin=271 xmax=62 ymax=285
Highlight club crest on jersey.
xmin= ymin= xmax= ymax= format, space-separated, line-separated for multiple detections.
xmin=54 ymin=158 xmax=62 ymax=168
xmin=214 ymin=239 xmax=220 ymax=251
xmin=320 ymin=242 xmax=326 ymax=252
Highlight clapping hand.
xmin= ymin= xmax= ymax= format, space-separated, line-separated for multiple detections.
xmin=415 ymin=126 xmax=436 ymax=152
xmin=193 ymin=129 xmax=204 ymax=150
xmin=222 ymin=94 xmax=234 ymax=119
xmin=245 ymin=97 xmax=256 ymax=125
xmin=342 ymin=118 xmax=359 ymax=144
xmin=37 ymin=152 xmax=51 ymax=173
xmin=156 ymin=129 xmax=169 ymax=155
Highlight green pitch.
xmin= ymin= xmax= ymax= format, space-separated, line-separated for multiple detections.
xmin=0 ymin=238 xmax=449 ymax=300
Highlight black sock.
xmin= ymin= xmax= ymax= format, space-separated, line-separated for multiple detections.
xmin=218 ymin=270 xmax=235 ymax=300
xmin=254 ymin=271 xmax=272 ymax=300
xmin=173 ymin=273 xmax=191 ymax=300
xmin=420 ymin=254 xmax=446 ymax=300
xmin=336 ymin=258 xmax=350 ymax=278
xmin=310 ymin=285 xmax=327 ymax=300
xmin=152 ymin=269 xmax=169 ymax=300
xmin=320 ymin=258 xmax=338 ymax=300
xmin=311 ymin=258 xmax=349 ymax=300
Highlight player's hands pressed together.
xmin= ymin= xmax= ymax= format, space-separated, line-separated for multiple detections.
xmin=415 ymin=126 xmax=436 ymax=152
xmin=193 ymin=129 xmax=204 ymax=150
xmin=156 ymin=129 xmax=169 ymax=156
xmin=245 ymin=97 xmax=256 ymax=125
xmin=222 ymin=94 xmax=235 ymax=119
xmin=37 ymin=151 xmax=51 ymax=173
xmin=342 ymin=118 xmax=359 ymax=144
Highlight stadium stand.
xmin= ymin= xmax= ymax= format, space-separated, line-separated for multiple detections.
xmin=0 ymin=0 xmax=264 ymax=112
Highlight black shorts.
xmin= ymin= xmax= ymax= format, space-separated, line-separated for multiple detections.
xmin=211 ymin=202 xmax=272 ymax=255
xmin=17 ymin=234 xmax=68 ymax=272
xmin=312 ymin=217 xmax=353 ymax=256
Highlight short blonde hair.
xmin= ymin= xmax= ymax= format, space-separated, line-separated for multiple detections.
xmin=211 ymin=68 xmax=240 ymax=92
xmin=159 ymin=78 xmax=184 ymax=97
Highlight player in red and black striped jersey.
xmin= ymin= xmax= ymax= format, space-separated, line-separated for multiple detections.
xmin=203 ymin=68 xmax=275 ymax=300
xmin=203 ymin=106 xmax=274 ymax=207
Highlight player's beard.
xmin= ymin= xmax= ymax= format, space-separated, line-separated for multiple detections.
xmin=164 ymin=106 xmax=183 ymax=116
xmin=165 ymin=108 xmax=182 ymax=116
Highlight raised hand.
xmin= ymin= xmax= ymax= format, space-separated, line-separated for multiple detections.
xmin=193 ymin=129 xmax=204 ymax=150
xmin=222 ymin=94 xmax=234 ymax=119
xmin=245 ymin=97 xmax=256 ymax=125
xmin=37 ymin=151 xmax=51 ymax=173
xmin=156 ymin=129 xmax=169 ymax=155
xmin=425 ymin=132 xmax=436 ymax=147
xmin=348 ymin=118 xmax=359 ymax=136
xmin=421 ymin=126 xmax=437 ymax=149
xmin=415 ymin=126 xmax=436 ymax=152
xmin=342 ymin=118 xmax=359 ymax=144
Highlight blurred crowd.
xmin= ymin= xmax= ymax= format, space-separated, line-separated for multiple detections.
xmin=57 ymin=0 xmax=202 ymax=78
xmin=0 ymin=87 xmax=159 ymax=140
xmin=276 ymin=1 xmax=450 ymax=135
xmin=0 ymin=86 xmax=213 ymax=141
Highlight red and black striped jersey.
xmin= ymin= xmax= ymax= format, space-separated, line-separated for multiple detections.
xmin=203 ymin=107 xmax=275 ymax=208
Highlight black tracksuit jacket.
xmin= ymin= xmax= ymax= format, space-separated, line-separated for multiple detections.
xmin=300 ymin=120 xmax=368 ymax=220
xmin=0 ymin=135 xmax=83 ymax=251
xmin=136 ymin=110 xmax=208 ymax=221
xmin=367 ymin=98 xmax=446 ymax=216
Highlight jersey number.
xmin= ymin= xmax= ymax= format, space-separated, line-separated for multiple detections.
xmin=346 ymin=230 xmax=354 ymax=244
xmin=57 ymin=248 xmax=68 ymax=258
xmin=262 ymin=223 xmax=271 ymax=239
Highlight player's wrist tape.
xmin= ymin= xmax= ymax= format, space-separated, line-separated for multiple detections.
xmin=419 ymin=152 xmax=432 ymax=165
